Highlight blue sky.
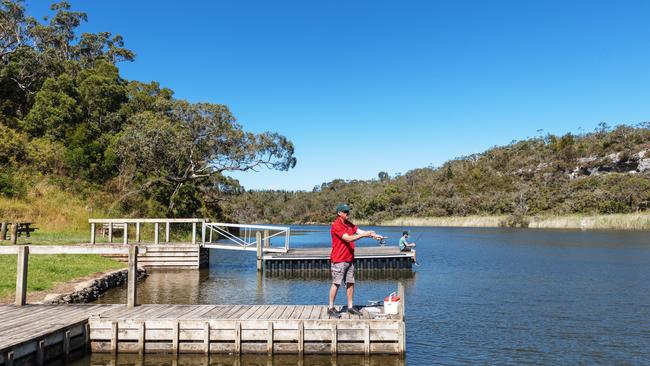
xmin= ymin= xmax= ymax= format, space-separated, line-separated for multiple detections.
xmin=29 ymin=1 xmax=650 ymax=190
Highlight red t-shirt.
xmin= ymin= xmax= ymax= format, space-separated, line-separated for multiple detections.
xmin=330 ymin=218 xmax=358 ymax=263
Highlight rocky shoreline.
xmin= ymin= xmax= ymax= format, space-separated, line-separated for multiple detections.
xmin=43 ymin=268 xmax=147 ymax=304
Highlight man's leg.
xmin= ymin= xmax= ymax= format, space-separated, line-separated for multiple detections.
xmin=329 ymin=283 xmax=339 ymax=308
xmin=346 ymin=282 xmax=354 ymax=309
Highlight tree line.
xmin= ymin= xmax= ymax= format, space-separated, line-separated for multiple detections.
xmin=223 ymin=124 xmax=650 ymax=225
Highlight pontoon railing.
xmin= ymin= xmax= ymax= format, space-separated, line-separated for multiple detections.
xmin=203 ymin=222 xmax=290 ymax=253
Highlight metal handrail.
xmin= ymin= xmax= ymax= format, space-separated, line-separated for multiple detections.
xmin=203 ymin=222 xmax=290 ymax=251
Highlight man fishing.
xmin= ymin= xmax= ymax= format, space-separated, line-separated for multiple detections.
xmin=399 ymin=231 xmax=418 ymax=265
xmin=328 ymin=203 xmax=385 ymax=318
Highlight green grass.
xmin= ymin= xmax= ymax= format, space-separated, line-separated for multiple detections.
xmin=0 ymin=254 xmax=125 ymax=299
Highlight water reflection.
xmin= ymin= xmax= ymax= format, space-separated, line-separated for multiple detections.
xmin=84 ymin=353 xmax=405 ymax=366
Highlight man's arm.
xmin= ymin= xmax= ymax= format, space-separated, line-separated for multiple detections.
xmin=341 ymin=231 xmax=373 ymax=242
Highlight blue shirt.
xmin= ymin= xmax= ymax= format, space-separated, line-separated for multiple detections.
xmin=399 ymin=236 xmax=408 ymax=250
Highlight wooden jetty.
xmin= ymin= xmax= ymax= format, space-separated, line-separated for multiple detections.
xmin=85 ymin=218 xmax=417 ymax=273
xmin=0 ymin=304 xmax=118 ymax=366
xmin=88 ymin=301 xmax=405 ymax=355
xmin=0 ymin=300 xmax=405 ymax=364
xmin=0 ymin=244 xmax=407 ymax=364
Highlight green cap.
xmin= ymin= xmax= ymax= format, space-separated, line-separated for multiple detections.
xmin=335 ymin=203 xmax=351 ymax=213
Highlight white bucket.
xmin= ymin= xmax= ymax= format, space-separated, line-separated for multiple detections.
xmin=384 ymin=292 xmax=400 ymax=315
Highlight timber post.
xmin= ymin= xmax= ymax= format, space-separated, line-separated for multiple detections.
xmin=264 ymin=229 xmax=270 ymax=248
xmin=192 ymin=222 xmax=197 ymax=244
xmin=165 ymin=222 xmax=170 ymax=242
xmin=136 ymin=222 xmax=141 ymax=242
xmin=1 ymin=221 xmax=7 ymax=240
xmin=10 ymin=222 xmax=18 ymax=244
xmin=15 ymin=245 xmax=29 ymax=306
xmin=201 ymin=223 xmax=206 ymax=245
xmin=108 ymin=222 xmax=113 ymax=243
xmin=154 ymin=223 xmax=160 ymax=244
xmin=256 ymin=231 xmax=263 ymax=272
xmin=90 ymin=223 xmax=96 ymax=244
xmin=127 ymin=245 xmax=139 ymax=309
xmin=123 ymin=222 xmax=129 ymax=245
xmin=398 ymin=281 xmax=405 ymax=321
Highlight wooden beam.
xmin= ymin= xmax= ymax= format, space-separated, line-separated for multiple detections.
xmin=0 ymin=221 xmax=6 ymax=240
xmin=256 ymin=231 xmax=263 ymax=272
xmin=138 ymin=322 xmax=145 ymax=355
xmin=203 ymin=321 xmax=210 ymax=355
xmin=331 ymin=323 xmax=337 ymax=354
xmin=127 ymin=245 xmax=139 ymax=309
xmin=267 ymin=321 xmax=273 ymax=355
xmin=0 ymin=245 xmax=134 ymax=255
xmin=15 ymin=245 xmax=28 ymax=306
xmin=89 ymin=218 xmax=206 ymax=224
xmin=10 ymin=222 xmax=18 ymax=244
xmin=397 ymin=282 xmax=405 ymax=320
xmin=110 ymin=321 xmax=118 ymax=354
xmin=90 ymin=223 xmax=96 ymax=244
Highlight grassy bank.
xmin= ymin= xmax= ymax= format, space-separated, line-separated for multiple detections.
xmin=0 ymin=254 xmax=125 ymax=300
xmin=361 ymin=212 xmax=650 ymax=230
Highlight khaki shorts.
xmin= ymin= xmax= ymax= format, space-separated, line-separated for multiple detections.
xmin=331 ymin=262 xmax=355 ymax=285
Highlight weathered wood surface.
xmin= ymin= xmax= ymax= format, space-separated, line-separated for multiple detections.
xmin=0 ymin=245 xmax=139 ymax=255
xmin=0 ymin=305 xmax=119 ymax=365
xmin=264 ymin=247 xmax=415 ymax=260
xmin=89 ymin=304 xmax=403 ymax=355
xmin=89 ymin=218 xmax=207 ymax=224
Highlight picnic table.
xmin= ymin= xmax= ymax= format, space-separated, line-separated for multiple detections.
xmin=0 ymin=222 xmax=37 ymax=244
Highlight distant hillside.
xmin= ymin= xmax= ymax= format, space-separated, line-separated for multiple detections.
xmin=223 ymin=124 xmax=650 ymax=226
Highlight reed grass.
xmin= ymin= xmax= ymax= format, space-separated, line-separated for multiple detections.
xmin=369 ymin=212 xmax=650 ymax=230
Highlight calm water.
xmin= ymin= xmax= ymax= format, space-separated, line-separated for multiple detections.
xmin=70 ymin=226 xmax=650 ymax=365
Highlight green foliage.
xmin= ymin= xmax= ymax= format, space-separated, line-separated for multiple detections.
xmin=224 ymin=125 xmax=650 ymax=224
xmin=0 ymin=0 xmax=296 ymax=219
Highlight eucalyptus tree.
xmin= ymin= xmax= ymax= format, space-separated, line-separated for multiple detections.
xmin=117 ymin=101 xmax=296 ymax=213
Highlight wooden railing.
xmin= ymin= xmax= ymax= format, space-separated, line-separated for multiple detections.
xmin=0 ymin=245 xmax=143 ymax=309
xmin=88 ymin=218 xmax=208 ymax=245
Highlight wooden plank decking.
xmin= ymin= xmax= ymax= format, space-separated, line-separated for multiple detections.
xmin=0 ymin=304 xmax=120 ymax=365
xmin=89 ymin=304 xmax=404 ymax=355
xmin=0 ymin=302 xmax=405 ymax=363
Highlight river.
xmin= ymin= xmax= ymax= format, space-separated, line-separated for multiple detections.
xmin=70 ymin=226 xmax=650 ymax=365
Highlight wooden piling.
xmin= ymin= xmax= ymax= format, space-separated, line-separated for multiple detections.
xmin=165 ymin=222 xmax=170 ymax=242
xmin=136 ymin=222 xmax=141 ymax=242
xmin=192 ymin=222 xmax=197 ymax=244
xmin=256 ymin=231 xmax=263 ymax=272
xmin=264 ymin=229 xmax=270 ymax=248
xmin=123 ymin=222 xmax=129 ymax=245
xmin=154 ymin=223 xmax=160 ymax=244
xmin=15 ymin=245 xmax=28 ymax=306
xmin=90 ymin=223 xmax=96 ymax=244
xmin=127 ymin=245 xmax=138 ymax=309
xmin=10 ymin=222 xmax=18 ymax=244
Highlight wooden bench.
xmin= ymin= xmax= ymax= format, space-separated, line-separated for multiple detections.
xmin=0 ymin=222 xmax=38 ymax=243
